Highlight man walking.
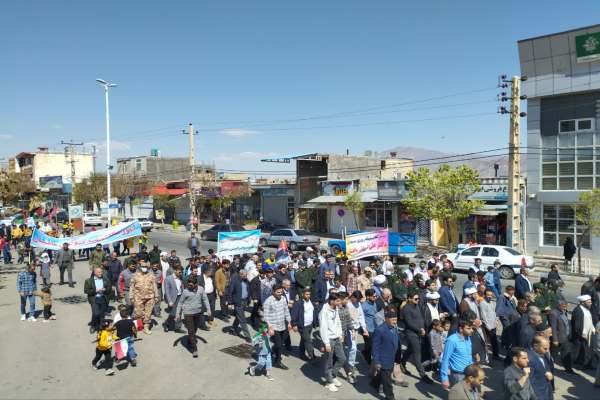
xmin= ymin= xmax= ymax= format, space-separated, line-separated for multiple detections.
xmin=84 ymin=267 xmax=111 ymax=333
xmin=503 ymin=347 xmax=536 ymax=400
xmin=548 ymin=300 xmax=573 ymax=373
xmin=371 ymin=306 xmax=399 ymax=400
xmin=448 ymin=364 xmax=485 ymax=400
xmin=163 ymin=267 xmax=184 ymax=332
xmin=17 ymin=263 xmax=37 ymax=321
xmin=401 ymin=290 xmax=433 ymax=383
xmin=227 ymin=269 xmax=252 ymax=341
xmin=130 ymin=261 xmax=158 ymax=334
xmin=291 ymin=287 xmax=316 ymax=361
xmin=89 ymin=244 xmax=106 ymax=271
xmin=571 ymin=294 xmax=595 ymax=368
xmin=527 ymin=336 xmax=554 ymax=400
xmin=515 ymin=268 xmax=533 ymax=300
xmin=479 ymin=288 xmax=500 ymax=360
xmin=263 ymin=285 xmax=292 ymax=370
xmin=55 ymin=242 xmax=75 ymax=287
xmin=441 ymin=320 xmax=475 ymax=389
xmin=107 ymin=251 xmax=123 ymax=299
xmin=187 ymin=232 xmax=199 ymax=257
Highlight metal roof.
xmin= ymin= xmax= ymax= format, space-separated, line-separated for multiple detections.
xmin=260 ymin=153 xmax=322 ymax=163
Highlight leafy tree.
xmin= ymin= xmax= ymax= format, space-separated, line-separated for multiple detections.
xmin=574 ymin=188 xmax=600 ymax=272
xmin=0 ymin=172 xmax=36 ymax=205
xmin=403 ymin=164 xmax=484 ymax=248
xmin=344 ymin=191 xmax=364 ymax=230
xmin=73 ymin=174 xmax=107 ymax=212
xmin=112 ymin=174 xmax=153 ymax=216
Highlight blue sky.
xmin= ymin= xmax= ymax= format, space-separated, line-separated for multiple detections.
xmin=2 ymin=1 xmax=599 ymax=175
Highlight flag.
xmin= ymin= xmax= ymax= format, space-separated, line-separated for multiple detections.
xmin=134 ymin=319 xmax=144 ymax=331
xmin=275 ymin=240 xmax=290 ymax=264
xmin=113 ymin=338 xmax=129 ymax=360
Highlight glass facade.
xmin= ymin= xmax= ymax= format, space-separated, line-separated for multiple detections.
xmin=542 ymin=204 xmax=590 ymax=249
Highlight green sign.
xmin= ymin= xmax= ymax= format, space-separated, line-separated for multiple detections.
xmin=575 ymin=32 xmax=600 ymax=63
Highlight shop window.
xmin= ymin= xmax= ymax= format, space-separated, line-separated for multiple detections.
xmin=542 ymin=204 xmax=590 ymax=249
xmin=364 ymin=207 xmax=392 ymax=228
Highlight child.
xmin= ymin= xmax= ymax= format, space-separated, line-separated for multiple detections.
xmin=92 ymin=319 xmax=116 ymax=376
xmin=34 ymin=286 xmax=55 ymax=322
xmin=114 ymin=308 xmax=138 ymax=367
xmin=40 ymin=253 xmax=51 ymax=286
xmin=248 ymin=322 xmax=274 ymax=381
xmin=428 ymin=319 xmax=445 ymax=372
xmin=113 ymin=304 xmax=128 ymax=324
xmin=17 ymin=241 xmax=25 ymax=264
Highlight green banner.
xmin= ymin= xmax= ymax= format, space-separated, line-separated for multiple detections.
xmin=575 ymin=32 xmax=600 ymax=63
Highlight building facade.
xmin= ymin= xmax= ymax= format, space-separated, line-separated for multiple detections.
xmin=518 ymin=25 xmax=600 ymax=259
xmin=117 ymin=155 xmax=215 ymax=182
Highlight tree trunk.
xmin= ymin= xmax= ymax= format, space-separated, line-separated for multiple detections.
xmin=444 ymin=219 xmax=452 ymax=250
xmin=353 ymin=210 xmax=360 ymax=230
xmin=129 ymin=196 xmax=134 ymax=218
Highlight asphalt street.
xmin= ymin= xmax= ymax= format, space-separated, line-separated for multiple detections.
xmin=0 ymin=228 xmax=595 ymax=400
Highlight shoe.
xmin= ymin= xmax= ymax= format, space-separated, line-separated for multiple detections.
xmin=378 ymin=386 xmax=384 ymax=395
xmin=347 ymin=373 xmax=356 ymax=384
xmin=199 ymin=326 xmax=210 ymax=331
xmin=69 ymin=284 xmax=74 ymax=288
xmin=49 ymin=315 xmax=56 ymax=320
xmin=265 ymin=373 xmax=274 ymax=381
xmin=20 ymin=315 xmax=26 ymax=321
xmin=143 ymin=327 xmax=152 ymax=335
xmin=130 ymin=359 xmax=137 ymax=367
xmin=89 ymin=326 xmax=96 ymax=334
xmin=421 ymin=375 xmax=434 ymax=384
xmin=326 ymin=383 xmax=339 ymax=392
xmin=248 ymin=366 xmax=255 ymax=376
xmin=333 ymin=377 xmax=342 ymax=387
xmin=162 ymin=324 xmax=169 ymax=333
xmin=274 ymin=362 xmax=289 ymax=370
xmin=43 ymin=319 xmax=49 ymax=323
xmin=105 ymin=369 xmax=115 ymax=376
xmin=393 ymin=380 xmax=409 ymax=388
xmin=92 ymin=363 xmax=98 ymax=370
xmin=28 ymin=316 xmax=37 ymax=322
xmin=192 ymin=351 xmax=198 ymax=358
xmin=564 ymin=368 xmax=577 ymax=375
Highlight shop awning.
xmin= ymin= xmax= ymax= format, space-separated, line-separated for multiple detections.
xmin=307 ymin=192 xmax=378 ymax=204
xmin=298 ymin=203 xmax=327 ymax=209
xmin=471 ymin=204 xmax=508 ymax=216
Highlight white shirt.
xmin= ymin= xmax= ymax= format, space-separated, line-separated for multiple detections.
xmin=160 ymin=260 xmax=170 ymax=280
xmin=414 ymin=266 xmax=429 ymax=280
xmin=204 ymin=276 xmax=214 ymax=294
xmin=303 ymin=300 xmax=314 ymax=327
xmin=427 ymin=302 xmax=440 ymax=322
xmin=382 ymin=260 xmax=394 ymax=276
xmin=325 ymin=280 xmax=335 ymax=300
xmin=244 ymin=259 xmax=257 ymax=272
xmin=175 ymin=277 xmax=183 ymax=295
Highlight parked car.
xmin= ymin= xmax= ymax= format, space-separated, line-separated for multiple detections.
xmin=200 ymin=223 xmax=246 ymax=241
xmin=83 ymin=212 xmax=105 ymax=226
xmin=442 ymin=245 xmax=535 ymax=279
xmin=122 ymin=217 xmax=154 ymax=232
xmin=256 ymin=221 xmax=287 ymax=233
xmin=259 ymin=228 xmax=320 ymax=251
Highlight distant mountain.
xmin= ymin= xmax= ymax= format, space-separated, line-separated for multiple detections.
xmin=374 ymin=146 xmax=526 ymax=179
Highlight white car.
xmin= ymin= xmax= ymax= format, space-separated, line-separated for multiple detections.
xmin=443 ymin=245 xmax=534 ymax=279
xmin=83 ymin=212 xmax=105 ymax=226
xmin=123 ymin=217 xmax=153 ymax=232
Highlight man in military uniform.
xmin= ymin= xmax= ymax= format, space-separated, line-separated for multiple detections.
xmin=89 ymin=244 xmax=106 ymax=271
xmin=130 ymin=261 xmax=159 ymax=334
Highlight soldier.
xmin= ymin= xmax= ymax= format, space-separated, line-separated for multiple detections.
xmin=89 ymin=244 xmax=106 ymax=271
xmin=130 ymin=261 xmax=159 ymax=334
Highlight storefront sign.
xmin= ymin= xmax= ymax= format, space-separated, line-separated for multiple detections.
xmin=39 ymin=176 xmax=63 ymax=190
xmin=471 ymin=184 xmax=508 ymax=201
xmin=322 ymin=181 xmax=354 ymax=196
xmin=377 ymin=180 xmax=407 ymax=200
xmin=576 ymin=32 xmax=600 ymax=63
xmin=262 ymin=187 xmax=295 ymax=197
xmin=345 ymin=229 xmax=389 ymax=260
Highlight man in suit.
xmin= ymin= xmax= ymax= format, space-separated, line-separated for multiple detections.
xmin=448 ymin=364 xmax=485 ymax=400
xmin=370 ymin=306 xmax=400 ymax=400
xmin=520 ymin=310 xmax=542 ymax=349
xmin=547 ymin=300 xmax=574 ymax=373
xmin=162 ymin=267 xmax=184 ymax=332
xmin=515 ymin=268 xmax=533 ymax=300
xmin=84 ymin=267 xmax=112 ymax=333
xmin=227 ymin=269 xmax=251 ymax=341
xmin=439 ymin=275 xmax=460 ymax=320
xmin=527 ymin=336 xmax=554 ymax=400
xmin=312 ymin=269 xmax=334 ymax=311
xmin=55 ymin=242 xmax=75 ymax=287
xmin=291 ymin=287 xmax=317 ymax=361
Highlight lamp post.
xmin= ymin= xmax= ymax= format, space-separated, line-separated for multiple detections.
xmin=96 ymin=78 xmax=118 ymax=222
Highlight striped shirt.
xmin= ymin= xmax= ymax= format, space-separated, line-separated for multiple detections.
xmin=263 ymin=295 xmax=291 ymax=331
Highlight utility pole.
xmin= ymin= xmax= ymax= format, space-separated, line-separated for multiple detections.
xmin=61 ymin=140 xmax=84 ymax=201
xmin=91 ymin=144 xmax=97 ymax=174
xmin=499 ymin=75 xmax=527 ymax=251
xmin=183 ymin=123 xmax=198 ymax=230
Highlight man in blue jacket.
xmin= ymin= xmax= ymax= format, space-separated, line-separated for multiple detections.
xmin=527 ymin=336 xmax=554 ymax=400
xmin=515 ymin=267 xmax=533 ymax=300
xmin=370 ymin=306 xmax=399 ymax=400
xmin=439 ymin=275 xmax=459 ymax=320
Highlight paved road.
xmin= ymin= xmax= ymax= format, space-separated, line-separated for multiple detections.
xmin=0 ymin=229 xmax=595 ymax=399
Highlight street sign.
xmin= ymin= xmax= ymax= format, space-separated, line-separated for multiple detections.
xmin=68 ymin=205 xmax=83 ymax=219
xmin=576 ymin=32 xmax=600 ymax=63
xmin=337 ymin=208 xmax=345 ymax=217
xmin=155 ymin=209 xmax=165 ymax=220
xmin=109 ymin=203 xmax=119 ymax=209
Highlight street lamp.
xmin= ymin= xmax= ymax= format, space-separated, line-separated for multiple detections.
xmin=96 ymin=78 xmax=118 ymax=222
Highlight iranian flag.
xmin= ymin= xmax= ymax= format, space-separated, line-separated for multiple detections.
xmin=134 ymin=319 xmax=144 ymax=331
xmin=113 ymin=339 xmax=129 ymax=360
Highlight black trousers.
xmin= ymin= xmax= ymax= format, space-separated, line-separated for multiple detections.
xmin=298 ymin=326 xmax=315 ymax=358
xmin=164 ymin=296 xmax=182 ymax=331
xmin=232 ymin=301 xmax=251 ymax=339
xmin=371 ymin=368 xmax=395 ymax=400
xmin=90 ymin=296 xmax=108 ymax=331
xmin=218 ymin=294 xmax=229 ymax=319
xmin=551 ymin=342 xmax=573 ymax=371
xmin=183 ymin=313 xmax=201 ymax=352
xmin=485 ymin=327 xmax=500 ymax=357
xmin=363 ymin=333 xmax=373 ymax=364
xmin=43 ymin=305 xmax=52 ymax=320
xmin=271 ymin=330 xmax=286 ymax=364
xmin=401 ymin=332 xmax=425 ymax=377
xmin=206 ymin=292 xmax=216 ymax=322
xmin=92 ymin=349 xmax=113 ymax=369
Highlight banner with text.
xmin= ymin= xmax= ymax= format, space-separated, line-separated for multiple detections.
xmin=345 ymin=229 xmax=389 ymax=260
xmin=31 ymin=220 xmax=142 ymax=250
xmin=217 ymin=229 xmax=261 ymax=257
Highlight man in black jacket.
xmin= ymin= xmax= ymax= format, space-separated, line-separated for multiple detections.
xmin=291 ymin=287 xmax=317 ymax=361
xmin=227 ymin=270 xmax=251 ymax=342
xmin=84 ymin=267 xmax=112 ymax=334
xmin=400 ymin=290 xmax=433 ymax=384
xmin=548 ymin=300 xmax=574 ymax=373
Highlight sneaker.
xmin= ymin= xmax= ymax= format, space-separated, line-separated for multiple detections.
xmin=105 ymin=369 xmax=115 ymax=376
xmin=49 ymin=315 xmax=56 ymax=320
xmin=28 ymin=316 xmax=37 ymax=322
xmin=248 ymin=366 xmax=256 ymax=376
xmin=20 ymin=315 xmax=26 ymax=321
xmin=265 ymin=373 xmax=274 ymax=381
xmin=332 ymin=377 xmax=342 ymax=387
xmin=347 ymin=373 xmax=356 ymax=384
xmin=143 ymin=327 xmax=152 ymax=335
xmin=192 ymin=351 xmax=198 ymax=358
xmin=326 ymin=383 xmax=339 ymax=392
xmin=92 ymin=363 xmax=98 ymax=370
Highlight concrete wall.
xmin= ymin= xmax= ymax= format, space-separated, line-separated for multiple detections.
xmin=33 ymin=152 xmax=94 ymax=186
xmin=327 ymin=155 xmax=413 ymax=191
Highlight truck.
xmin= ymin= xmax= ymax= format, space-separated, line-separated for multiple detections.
xmin=327 ymin=230 xmax=417 ymax=262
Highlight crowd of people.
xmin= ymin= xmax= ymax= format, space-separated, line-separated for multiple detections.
xmin=7 ymin=225 xmax=600 ymax=399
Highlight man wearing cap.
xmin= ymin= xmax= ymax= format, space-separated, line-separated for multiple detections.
xmin=130 ymin=261 xmax=159 ymax=334
xmin=571 ymin=294 xmax=595 ymax=368
xmin=371 ymin=306 xmax=400 ymax=400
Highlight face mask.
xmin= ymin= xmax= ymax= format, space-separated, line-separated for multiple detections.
xmin=141 ymin=267 xmax=148 ymax=273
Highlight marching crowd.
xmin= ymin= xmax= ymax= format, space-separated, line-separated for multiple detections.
xmin=7 ymin=225 xmax=600 ymax=399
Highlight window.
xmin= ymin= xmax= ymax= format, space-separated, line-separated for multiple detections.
xmin=461 ymin=247 xmax=480 ymax=257
xmin=542 ymin=204 xmax=590 ymax=249
xmin=481 ymin=247 xmax=499 ymax=257
xmin=558 ymin=118 xmax=594 ymax=133
xmin=135 ymin=158 xmax=142 ymax=172
xmin=541 ymin=132 xmax=599 ymax=190
xmin=364 ymin=207 xmax=392 ymax=228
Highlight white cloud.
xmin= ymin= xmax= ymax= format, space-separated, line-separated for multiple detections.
xmin=220 ymin=128 xmax=260 ymax=138
xmin=0 ymin=134 xmax=14 ymax=139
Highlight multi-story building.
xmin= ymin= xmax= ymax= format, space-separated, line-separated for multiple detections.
xmin=117 ymin=154 xmax=215 ymax=183
xmin=518 ymin=24 xmax=600 ymax=259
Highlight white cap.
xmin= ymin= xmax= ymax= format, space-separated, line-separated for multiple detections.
xmin=306 ymin=247 xmax=314 ymax=252
xmin=426 ymin=292 xmax=440 ymax=300
xmin=373 ymin=275 xmax=387 ymax=285
xmin=577 ymin=294 xmax=591 ymax=302
xmin=160 ymin=251 xmax=168 ymax=257
xmin=464 ymin=287 xmax=477 ymax=295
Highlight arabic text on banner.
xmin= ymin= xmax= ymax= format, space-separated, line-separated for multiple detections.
xmin=217 ymin=230 xmax=261 ymax=257
xmin=30 ymin=220 xmax=142 ymax=250
xmin=345 ymin=229 xmax=389 ymax=260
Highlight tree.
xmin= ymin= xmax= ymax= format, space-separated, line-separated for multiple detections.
xmin=112 ymin=174 xmax=153 ymax=216
xmin=344 ymin=191 xmax=364 ymax=230
xmin=73 ymin=174 xmax=107 ymax=211
xmin=0 ymin=172 xmax=36 ymax=206
xmin=574 ymin=188 xmax=600 ymax=273
xmin=403 ymin=164 xmax=484 ymax=248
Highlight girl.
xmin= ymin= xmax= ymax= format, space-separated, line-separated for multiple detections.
xmin=92 ymin=319 xmax=116 ymax=375
xmin=40 ymin=252 xmax=51 ymax=286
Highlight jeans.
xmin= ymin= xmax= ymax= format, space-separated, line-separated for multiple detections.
xmin=345 ymin=330 xmax=358 ymax=368
xmin=126 ymin=336 xmax=138 ymax=360
xmin=43 ymin=305 xmax=52 ymax=320
xmin=323 ymin=337 xmax=350 ymax=383
xmin=20 ymin=294 xmax=35 ymax=316
xmin=255 ymin=352 xmax=272 ymax=373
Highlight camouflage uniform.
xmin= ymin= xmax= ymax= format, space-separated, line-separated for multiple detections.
xmin=89 ymin=249 xmax=105 ymax=271
xmin=130 ymin=270 xmax=158 ymax=332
